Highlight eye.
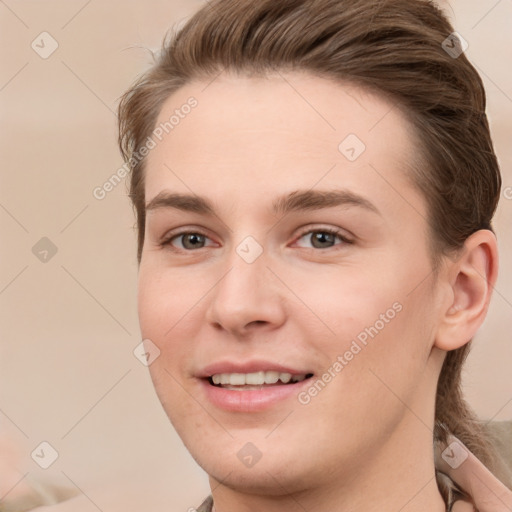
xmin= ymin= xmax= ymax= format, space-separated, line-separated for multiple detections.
xmin=160 ymin=227 xmax=352 ymax=252
xmin=162 ymin=231 xmax=215 ymax=251
xmin=294 ymin=227 xmax=351 ymax=250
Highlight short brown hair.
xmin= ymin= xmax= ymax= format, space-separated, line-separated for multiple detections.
xmin=118 ymin=0 xmax=505 ymax=499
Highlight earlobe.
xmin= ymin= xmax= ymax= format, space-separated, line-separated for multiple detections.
xmin=434 ymin=229 xmax=498 ymax=352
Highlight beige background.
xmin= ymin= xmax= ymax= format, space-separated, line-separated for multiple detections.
xmin=0 ymin=1 xmax=511 ymax=510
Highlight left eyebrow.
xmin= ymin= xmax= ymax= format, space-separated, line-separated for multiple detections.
xmin=271 ymin=189 xmax=381 ymax=216
xmin=145 ymin=188 xmax=381 ymax=217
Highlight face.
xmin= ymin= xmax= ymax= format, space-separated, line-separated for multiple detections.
xmin=138 ymin=72 xmax=445 ymax=494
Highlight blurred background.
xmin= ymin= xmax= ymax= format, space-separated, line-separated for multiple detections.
xmin=0 ymin=0 xmax=511 ymax=510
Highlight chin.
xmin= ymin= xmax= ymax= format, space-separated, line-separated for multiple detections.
xmin=203 ymin=458 xmax=311 ymax=496
xmin=180 ymin=431 xmax=323 ymax=496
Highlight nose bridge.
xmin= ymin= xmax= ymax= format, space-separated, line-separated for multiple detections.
xmin=216 ymin=238 xmax=269 ymax=307
xmin=205 ymin=235 xmax=285 ymax=333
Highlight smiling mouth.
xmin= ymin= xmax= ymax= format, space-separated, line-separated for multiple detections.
xmin=207 ymin=371 xmax=314 ymax=390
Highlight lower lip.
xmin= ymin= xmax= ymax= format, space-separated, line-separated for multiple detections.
xmin=199 ymin=378 xmax=313 ymax=412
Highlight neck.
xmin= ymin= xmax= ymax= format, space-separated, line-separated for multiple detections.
xmin=209 ymin=419 xmax=447 ymax=512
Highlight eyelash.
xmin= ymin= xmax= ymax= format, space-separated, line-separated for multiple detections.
xmin=159 ymin=226 xmax=352 ymax=252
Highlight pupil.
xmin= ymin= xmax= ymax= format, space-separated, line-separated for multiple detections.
xmin=185 ymin=234 xmax=204 ymax=249
xmin=313 ymin=232 xmax=334 ymax=248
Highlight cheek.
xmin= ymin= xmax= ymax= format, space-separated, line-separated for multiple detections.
xmin=137 ymin=268 xmax=197 ymax=388
xmin=304 ymin=262 xmax=434 ymax=401
xmin=294 ymin=263 xmax=402 ymax=342
xmin=137 ymin=270 xmax=200 ymax=423
xmin=137 ymin=264 xmax=197 ymax=337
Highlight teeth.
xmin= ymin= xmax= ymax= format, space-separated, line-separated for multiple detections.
xmin=265 ymin=371 xmax=280 ymax=384
xmin=246 ymin=371 xmax=266 ymax=385
xmin=279 ymin=373 xmax=292 ymax=384
xmin=229 ymin=373 xmax=246 ymax=385
xmin=210 ymin=371 xmax=308 ymax=386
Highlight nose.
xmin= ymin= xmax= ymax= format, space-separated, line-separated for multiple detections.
xmin=204 ymin=244 xmax=286 ymax=338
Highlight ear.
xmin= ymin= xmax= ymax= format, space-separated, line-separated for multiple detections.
xmin=434 ymin=229 xmax=499 ymax=351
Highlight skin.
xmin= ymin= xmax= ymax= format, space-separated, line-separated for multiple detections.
xmin=137 ymin=71 xmax=498 ymax=512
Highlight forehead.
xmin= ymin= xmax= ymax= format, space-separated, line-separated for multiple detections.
xmin=144 ymin=71 xmax=423 ymax=217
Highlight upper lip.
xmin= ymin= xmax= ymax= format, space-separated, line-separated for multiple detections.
xmin=197 ymin=360 xmax=313 ymax=378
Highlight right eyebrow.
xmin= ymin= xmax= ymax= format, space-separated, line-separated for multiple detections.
xmin=145 ymin=191 xmax=214 ymax=215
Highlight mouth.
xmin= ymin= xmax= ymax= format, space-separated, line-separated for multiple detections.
xmin=197 ymin=361 xmax=316 ymax=411
xmin=206 ymin=371 xmax=315 ymax=390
